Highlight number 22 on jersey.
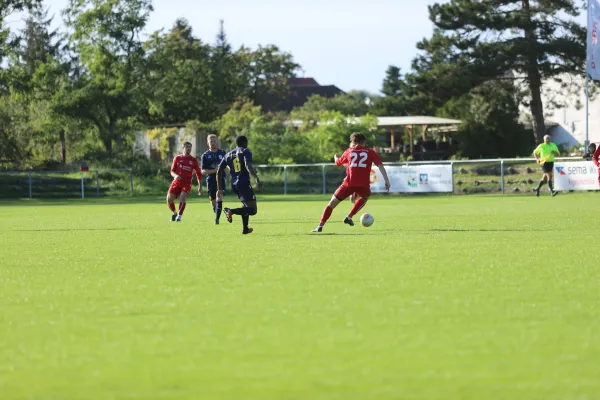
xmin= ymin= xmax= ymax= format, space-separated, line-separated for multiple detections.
xmin=350 ymin=151 xmax=368 ymax=168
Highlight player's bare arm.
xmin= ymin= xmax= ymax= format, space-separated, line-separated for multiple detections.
xmin=246 ymin=160 xmax=262 ymax=192
xmin=201 ymin=168 xmax=218 ymax=175
xmin=216 ymin=167 xmax=226 ymax=201
xmin=171 ymin=170 xmax=181 ymax=180
xmin=378 ymin=164 xmax=391 ymax=192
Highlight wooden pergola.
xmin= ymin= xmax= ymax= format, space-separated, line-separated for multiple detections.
xmin=375 ymin=116 xmax=462 ymax=153
xmin=286 ymin=115 xmax=462 ymax=153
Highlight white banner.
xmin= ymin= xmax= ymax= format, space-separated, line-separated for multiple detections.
xmin=553 ymin=161 xmax=599 ymax=190
xmin=588 ymin=0 xmax=600 ymax=80
xmin=370 ymin=165 xmax=453 ymax=193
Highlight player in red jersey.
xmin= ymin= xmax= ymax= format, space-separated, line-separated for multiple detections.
xmin=312 ymin=132 xmax=390 ymax=232
xmin=167 ymin=141 xmax=202 ymax=222
xmin=592 ymin=143 xmax=600 ymax=187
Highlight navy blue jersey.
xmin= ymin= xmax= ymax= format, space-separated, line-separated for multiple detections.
xmin=200 ymin=149 xmax=226 ymax=182
xmin=218 ymin=147 xmax=253 ymax=187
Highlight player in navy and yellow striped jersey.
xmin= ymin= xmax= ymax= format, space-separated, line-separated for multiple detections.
xmin=216 ymin=135 xmax=262 ymax=234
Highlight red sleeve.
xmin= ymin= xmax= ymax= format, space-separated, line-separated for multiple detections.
xmin=170 ymin=156 xmax=178 ymax=173
xmin=194 ymin=159 xmax=202 ymax=182
xmin=336 ymin=149 xmax=349 ymax=166
xmin=371 ymin=149 xmax=382 ymax=167
xmin=593 ymin=145 xmax=600 ymax=167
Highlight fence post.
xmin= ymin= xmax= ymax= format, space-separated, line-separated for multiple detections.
xmin=283 ymin=166 xmax=288 ymax=195
xmin=129 ymin=169 xmax=134 ymax=196
xmin=95 ymin=170 xmax=100 ymax=197
xmin=80 ymin=171 xmax=85 ymax=200
xmin=28 ymin=172 xmax=32 ymax=199
xmin=322 ymin=165 xmax=326 ymax=194
xmin=450 ymin=162 xmax=455 ymax=195
xmin=500 ymin=160 xmax=505 ymax=194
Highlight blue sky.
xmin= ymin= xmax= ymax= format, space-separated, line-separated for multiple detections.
xmin=6 ymin=0 xmax=588 ymax=94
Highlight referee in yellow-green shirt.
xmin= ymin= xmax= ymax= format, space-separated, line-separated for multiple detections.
xmin=533 ymin=134 xmax=560 ymax=197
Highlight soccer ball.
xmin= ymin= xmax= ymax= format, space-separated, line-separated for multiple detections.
xmin=360 ymin=213 xmax=374 ymax=227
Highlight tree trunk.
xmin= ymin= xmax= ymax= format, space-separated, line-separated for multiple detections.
xmin=527 ymin=73 xmax=546 ymax=143
xmin=102 ymin=137 xmax=113 ymax=153
xmin=108 ymin=115 xmax=119 ymax=153
xmin=523 ymin=0 xmax=546 ymax=143
xmin=59 ymin=129 xmax=66 ymax=165
xmin=116 ymin=132 xmax=123 ymax=153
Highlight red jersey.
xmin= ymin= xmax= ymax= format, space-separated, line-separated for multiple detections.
xmin=592 ymin=144 xmax=600 ymax=167
xmin=171 ymin=154 xmax=202 ymax=186
xmin=336 ymin=145 xmax=382 ymax=187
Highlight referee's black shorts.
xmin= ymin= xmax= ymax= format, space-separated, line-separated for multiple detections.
xmin=541 ymin=161 xmax=554 ymax=173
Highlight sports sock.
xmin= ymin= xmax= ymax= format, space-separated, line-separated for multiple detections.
xmin=242 ymin=214 xmax=249 ymax=231
xmin=319 ymin=206 xmax=333 ymax=226
xmin=215 ymin=201 xmax=222 ymax=220
xmin=168 ymin=201 xmax=176 ymax=213
xmin=548 ymin=180 xmax=554 ymax=191
xmin=536 ymin=180 xmax=545 ymax=190
xmin=348 ymin=198 xmax=367 ymax=218
xmin=178 ymin=201 xmax=186 ymax=216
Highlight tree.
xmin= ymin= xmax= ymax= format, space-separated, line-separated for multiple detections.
xmin=291 ymin=92 xmax=373 ymax=121
xmin=209 ymin=20 xmax=246 ymax=116
xmin=237 ymin=44 xmax=300 ymax=104
xmin=0 ymin=3 xmax=79 ymax=165
xmin=0 ymin=0 xmax=42 ymax=90
xmin=369 ymin=65 xmax=408 ymax=116
xmin=61 ymin=0 xmax=152 ymax=153
xmin=427 ymin=0 xmax=586 ymax=142
xmin=21 ymin=6 xmax=62 ymax=76
xmin=381 ymin=65 xmax=405 ymax=97
xmin=299 ymin=111 xmax=383 ymax=162
xmin=212 ymin=99 xmax=312 ymax=164
xmin=438 ymin=81 xmax=533 ymax=158
xmin=144 ymin=18 xmax=214 ymax=124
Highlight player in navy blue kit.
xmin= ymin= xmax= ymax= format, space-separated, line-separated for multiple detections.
xmin=200 ymin=134 xmax=227 ymax=224
xmin=216 ymin=135 xmax=262 ymax=234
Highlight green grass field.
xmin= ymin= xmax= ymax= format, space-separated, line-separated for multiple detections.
xmin=1 ymin=193 xmax=599 ymax=399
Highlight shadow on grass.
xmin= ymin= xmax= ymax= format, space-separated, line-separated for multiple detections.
xmin=261 ymin=232 xmax=362 ymax=236
xmin=2 ymin=228 xmax=135 ymax=232
xmin=423 ymin=228 xmax=533 ymax=232
xmin=0 ymin=194 xmax=334 ymax=206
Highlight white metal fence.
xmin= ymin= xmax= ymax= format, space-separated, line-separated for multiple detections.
xmin=253 ymin=157 xmax=586 ymax=195
xmin=0 ymin=168 xmax=134 ymax=199
xmin=0 ymin=157 xmax=590 ymax=199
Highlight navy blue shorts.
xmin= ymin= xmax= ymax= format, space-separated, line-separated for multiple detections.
xmin=207 ymin=179 xmax=226 ymax=201
xmin=233 ymin=184 xmax=256 ymax=203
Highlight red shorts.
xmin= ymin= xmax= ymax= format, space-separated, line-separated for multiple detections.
xmin=334 ymin=184 xmax=371 ymax=201
xmin=168 ymin=180 xmax=191 ymax=197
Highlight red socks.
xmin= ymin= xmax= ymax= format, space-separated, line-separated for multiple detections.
xmin=168 ymin=201 xmax=176 ymax=213
xmin=319 ymin=206 xmax=333 ymax=226
xmin=178 ymin=201 xmax=186 ymax=215
xmin=348 ymin=198 xmax=367 ymax=218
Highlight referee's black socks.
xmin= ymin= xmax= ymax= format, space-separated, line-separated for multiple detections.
xmin=536 ymin=180 xmax=545 ymax=190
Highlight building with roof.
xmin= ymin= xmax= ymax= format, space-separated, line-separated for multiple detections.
xmin=256 ymin=77 xmax=344 ymax=112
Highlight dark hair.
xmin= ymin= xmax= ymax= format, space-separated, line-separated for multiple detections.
xmin=182 ymin=141 xmax=192 ymax=147
xmin=350 ymin=132 xmax=366 ymax=144
xmin=236 ymin=135 xmax=248 ymax=148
